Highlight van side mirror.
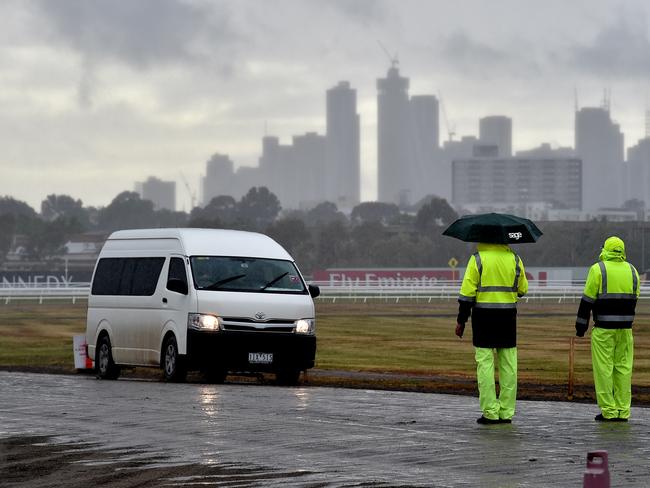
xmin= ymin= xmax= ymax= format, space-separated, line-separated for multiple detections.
xmin=167 ymin=278 xmax=188 ymax=295
xmin=308 ymin=284 xmax=320 ymax=298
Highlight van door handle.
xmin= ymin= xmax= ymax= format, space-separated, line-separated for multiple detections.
xmin=162 ymin=297 xmax=168 ymax=304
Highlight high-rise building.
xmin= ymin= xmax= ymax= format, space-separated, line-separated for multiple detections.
xmin=452 ymin=157 xmax=582 ymax=211
xmin=292 ymin=132 xmax=327 ymax=209
xmin=202 ymin=153 xmax=263 ymax=205
xmin=326 ymin=81 xmax=360 ymax=209
xmin=575 ymin=107 xmax=624 ymax=210
xmin=626 ymin=137 xmax=650 ymax=205
xmin=202 ymin=153 xmax=235 ymax=205
xmin=136 ymin=176 xmax=176 ymax=211
xmin=479 ymin=116 xmax=512 ymax=157
xmin=410 ymin=95 xmax=440 ymax=203
xmin=258 ymin=136 xmax=289 ymax=199
xmin=377 ymin=64 xmax=412 ymax=206
xmin=377 ymin=65 xmax=441 ymax=206
xmin=255 ymin=133 xmax=327 ymax=210
xmin=233 ymin=166 xmax=262 ymax=199
xmin=434 ymin=136 xmax=479 ymax=201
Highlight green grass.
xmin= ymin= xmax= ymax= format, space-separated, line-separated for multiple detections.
xmin=315 ymin=300 xmax=650 ymax=388
xmin=0 ymin=303 xmax=84 ymax=367
xmin=2 ymin=300 xmax=650 ymax=399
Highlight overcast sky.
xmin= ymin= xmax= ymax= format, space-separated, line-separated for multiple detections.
xmin=2 ymin=0 xmax=650 ymax=211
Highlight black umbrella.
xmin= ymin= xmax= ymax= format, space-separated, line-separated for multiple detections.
xmin=442 ymin=212 xmax=543 ymax=244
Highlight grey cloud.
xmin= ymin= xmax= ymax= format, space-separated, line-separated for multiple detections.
xmin=34 ymin=0 xmax=241 ymax=109
xmin=440 ymin=30 xmax=540 ymax=78
xmin=325 ymin=0 xmax=388 ymax=24
xmin=36 ymin=0 xmax=239 ymax=69
xmin=77 ymin=58 xmax=96 ymax=109
xmin=569 ymin=17 xmax=650 ymax=77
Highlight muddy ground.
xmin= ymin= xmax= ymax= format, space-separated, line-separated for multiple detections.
xmin=0 ymin=435 xmax=318 ymax=488
xmin=5 ymin=364 xmax=650 ymax=405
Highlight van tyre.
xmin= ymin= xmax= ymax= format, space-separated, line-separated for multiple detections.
xmin=96 ymin=334 xmax=120 ymax=380
xmin=162 ymin=335 xmax=187 ymax=382
xmin=276 ymin=369 xmax=301 ymax=386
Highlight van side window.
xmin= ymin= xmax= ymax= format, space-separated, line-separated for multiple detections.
xmin=92 ymin=258 xmax=124 ymax=295
xmin=167 ymin=257 xmax=188 ymax=290
xmin=132 ymin=258 xmax=166 ymax=295
xmin=92 ymin=257 xmax=165 ymax=296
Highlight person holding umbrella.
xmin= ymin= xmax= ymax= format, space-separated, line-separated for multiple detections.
xmin=443 ymin=213 xmax=542 ymax=425
xmin=575 ymin=236 xmax=639 ymax=422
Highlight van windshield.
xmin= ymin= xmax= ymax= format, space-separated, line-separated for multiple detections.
xmin=190 ymin=256 xmax=307 ymax=294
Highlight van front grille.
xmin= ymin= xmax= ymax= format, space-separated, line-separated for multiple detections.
xmin=221 ymin=317 xmax=295 ymax=333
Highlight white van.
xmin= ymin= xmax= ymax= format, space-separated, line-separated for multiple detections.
xmin=86 ymin=228 xmax=319 ymax=384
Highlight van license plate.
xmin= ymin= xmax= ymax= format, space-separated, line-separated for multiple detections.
xmin=248 ymin=352 xmax=273 ymax=364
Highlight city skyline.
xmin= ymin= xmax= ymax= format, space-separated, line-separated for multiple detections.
xmin=2 ymin=0 xmax=650 ymax=211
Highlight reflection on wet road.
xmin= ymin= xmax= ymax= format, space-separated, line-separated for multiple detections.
xmin=1 ymin=371 xmax=650 ymax=486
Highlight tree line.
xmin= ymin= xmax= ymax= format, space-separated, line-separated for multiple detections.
xmin=2 ymin=189 xmax=650 ymax=273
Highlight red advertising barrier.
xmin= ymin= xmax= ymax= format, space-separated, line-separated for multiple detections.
xmin=313 ymin=268 xmax=458 ymax=286
xmin=312 ymin=268 xmax=550 ymax=286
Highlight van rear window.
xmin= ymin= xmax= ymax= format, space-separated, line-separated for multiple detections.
xmin=92 ymin=257 xmax=165 ymax=296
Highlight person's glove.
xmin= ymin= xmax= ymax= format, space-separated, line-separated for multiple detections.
xmin=575 ymin=322 xmax=588 ymax=337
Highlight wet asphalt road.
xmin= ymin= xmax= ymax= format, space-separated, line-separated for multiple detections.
xmin=1 ymin=371 xmax=650 ymax=487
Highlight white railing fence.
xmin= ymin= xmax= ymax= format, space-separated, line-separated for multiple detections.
xmin=2 ymin=280 xmax=649 ymax=304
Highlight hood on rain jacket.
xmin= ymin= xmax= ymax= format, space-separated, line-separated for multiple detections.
xmin=576 ymin=237 xmax=640 ymax=333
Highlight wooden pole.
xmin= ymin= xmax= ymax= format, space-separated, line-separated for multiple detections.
xmin=568 ymin=336 xmax=575 ymax=400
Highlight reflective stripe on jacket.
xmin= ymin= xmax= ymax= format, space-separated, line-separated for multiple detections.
xmin=457 ymin=243 xmax=528 ymax=348
xmin=459 ymin=243 xmax=528 ymax=307
xmin=576 ymin=260 xmax=639 ymax=329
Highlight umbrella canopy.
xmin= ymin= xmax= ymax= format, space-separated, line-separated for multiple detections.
xmin=442 ymin=213 xmax=543 ymax=244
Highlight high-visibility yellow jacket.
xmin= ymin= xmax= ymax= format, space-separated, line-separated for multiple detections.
xmin=457 ymin=243 xmax=528 ymax=348
xmin=576 ymin=252 xmax=639 ymax=332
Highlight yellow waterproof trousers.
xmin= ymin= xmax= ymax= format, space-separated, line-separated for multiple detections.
xmin=475 ymin=347 xmax=517 ymax=420
xmin=591 ymin=327 xmax=634 ymax=419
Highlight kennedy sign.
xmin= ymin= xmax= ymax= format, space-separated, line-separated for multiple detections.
xmin=0 ymin=271 xmax=93 ymax=287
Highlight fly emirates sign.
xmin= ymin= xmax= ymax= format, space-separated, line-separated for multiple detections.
xmin=311 ymin=268 xmax=564 ymax=286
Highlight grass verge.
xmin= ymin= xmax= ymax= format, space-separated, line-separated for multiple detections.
xmin=1 ymin=299 xmax=650 ymax=404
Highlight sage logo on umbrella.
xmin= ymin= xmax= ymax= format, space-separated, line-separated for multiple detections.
xmin=442 ymin=212 xmax=543 ymax=244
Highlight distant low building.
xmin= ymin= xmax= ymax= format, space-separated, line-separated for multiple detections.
xmin=64 ymin=232 xmax=107 ymax=263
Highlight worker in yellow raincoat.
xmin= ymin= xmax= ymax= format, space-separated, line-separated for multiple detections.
xmin=575 ymin=236 xmax=639 ymax=421
xmin=456 ymin=242 xmax=528 ymax=424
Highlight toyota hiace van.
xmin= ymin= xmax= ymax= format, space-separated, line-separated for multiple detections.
xmin=86 ymin=228 xmax=319 ymax=384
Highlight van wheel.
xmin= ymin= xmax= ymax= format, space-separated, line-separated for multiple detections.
xmin=162 ymin=335 xmax=187 ymax=382
xmin=96 ymin=335 xmax=120 ymax=380
xmin=276 ymin=369 xmax=301 ymax=386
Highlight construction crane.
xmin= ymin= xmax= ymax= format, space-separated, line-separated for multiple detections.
xmin=438 ymin=91 xmax=456 ymax=142
xmin=377 ymin=40 xmax=399 ymax=69
xmin=179 ymin=171 xmax=197 ymax=211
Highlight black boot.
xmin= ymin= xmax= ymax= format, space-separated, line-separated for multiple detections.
xmin=477 ymin=416 xmax=501 ymax=425
xmin=594 ymin=413 xmax=617 ymax=422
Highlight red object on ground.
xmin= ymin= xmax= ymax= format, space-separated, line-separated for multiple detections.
xmin=583 ymin=451 xmax=610 ymax=488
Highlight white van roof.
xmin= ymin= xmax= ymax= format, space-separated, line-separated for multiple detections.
xmin=106 ymin=228 xmax=294 ymax=260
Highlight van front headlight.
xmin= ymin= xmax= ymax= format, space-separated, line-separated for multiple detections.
xmin=188 ymin=313 xmax=223 ymax=331
xmin=294 ymin=318 xmax=315 ymax=335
